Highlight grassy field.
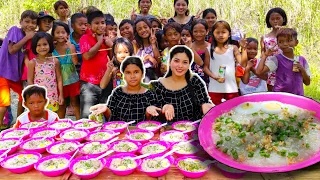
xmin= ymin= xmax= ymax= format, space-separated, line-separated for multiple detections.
xmin=0 ymin=0 xmax=319 ymax=101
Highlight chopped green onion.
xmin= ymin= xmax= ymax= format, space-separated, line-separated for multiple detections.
xmin=225 ymin=136 xmax=231 ymax=141
xmin=248 ymin=152 xmax=254 ymax=158
xmin=238 ymin=132 xmax=246 ymax=138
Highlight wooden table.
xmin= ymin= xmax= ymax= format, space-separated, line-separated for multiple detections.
xmin=0 ymin=126 xmax=319 ymax=180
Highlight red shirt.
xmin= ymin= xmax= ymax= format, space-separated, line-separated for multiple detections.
xmin=79 ymin=33 xmax=109 ymax=85
xmin=21 ymin=40 xmax=37 ymax=80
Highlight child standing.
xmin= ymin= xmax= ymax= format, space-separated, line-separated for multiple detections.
xmin=261 ymin=8 xmax=287 ymax=91
xmin=54 ymin=0 xmax=73 ymax=32
xmin=0 ymin=10 xmax=38 ymax=130
xmin=52 ymin=22 xmax=80 ymax=119
xmin=202 ymin=8 xmax=217 ymax=43
xmin=256 ymin=28 xmax=311 ymax=96
xmin=240 ymin=38 xmax=267 ymax=95
xmin=100 ymin=38 xmax=134 ymax=89
xmin=204 ymin=20 xmax=248 ymax=105
xmin=79 ymin=11 xmax=113 ymax=118
xmin=27 ymin=32 xmax=64 ymax=112
xmin=191 ymin=19 xmax=210 ymax=86
xmin=13 ymin=85 xmax=59 ymax=128
xmin=134 ymin=18 xmax=160 ymax=82
xmin=37 ymin=11 xmax=55 ymax=33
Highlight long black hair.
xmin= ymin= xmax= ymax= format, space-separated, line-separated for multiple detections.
xmin=112 ymin=37 xmax=134 ymax=68
xmin=134 ymin=18 xmax=152 ymax=48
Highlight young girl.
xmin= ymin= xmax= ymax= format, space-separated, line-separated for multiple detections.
xmin=150 ymin=17 xmax=162 ymax=32
xmin=240 ymin=38 xmax=267 ymax=95
xmin=256 ymin=28 xmax=311 ymax=96
xmin=134 ymin=18 xmax=160 ymax=82
xmin=100 ymin=37 xmax=134 ymax=89
xmin=261 ymin=8 xmax=287 ymax=91
xmin=51 ymin=22 xmax=80 ymax=119
xmin=202 ymin=8 xmax=217 ymax=43
xmin=54 ymin=0 xmax=73 ymax=32
xmin=149 ymin=45 xmax=213 ymax=123
xmin=131 ymin=0 xmax=156 ymax=22
xmin=27 ymin=32 xmax=64 ymax=112
xmin=204 ymin=20 xmax=247 ymax=105
xmin=90 ymin=56 xmax=158 ymax=123
xmin=191 ymin=19 xmax=210 ymax=86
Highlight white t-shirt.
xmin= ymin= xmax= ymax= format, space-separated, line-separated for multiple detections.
xmin=208 ymin=45 xmax=238 ymax=93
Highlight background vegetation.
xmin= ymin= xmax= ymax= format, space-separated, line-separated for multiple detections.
xmin=0 ymin=0 xmax=319 ymax=101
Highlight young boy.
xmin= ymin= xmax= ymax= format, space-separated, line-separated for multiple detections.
xmin=0 ymin=10 xmax=38 ymax=130
xmin=13 ymin=85 xmax=59 ymax=128
xmin=37 ymin=11 xmax=55 ymax=32
xmin=54 ymin=0 xmax=73 ymax=32
xmin=256 ymin=28 xmax=311 ymax=95
xmin=105 ymin=20 xmax=118 ymax=42
xmin=79 ymin=10 xmax=113 ymax=118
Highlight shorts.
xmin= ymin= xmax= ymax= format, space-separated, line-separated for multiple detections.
xmin=0 ymin=77 xmax=23 ymax=107
xmin=209 ymin=92 xmax=239 ymax=105
xmin=63 ymin=81 xmax=80 ymax=98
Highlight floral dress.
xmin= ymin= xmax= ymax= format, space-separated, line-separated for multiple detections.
xmin=33 ymin=58 xmax=59 ymax=111
xmin=263 ymin=36 xmax=282 ymax=86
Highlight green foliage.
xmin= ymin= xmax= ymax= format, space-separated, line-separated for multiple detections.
xmin=0 ymin=0 xmax=319 ymax=101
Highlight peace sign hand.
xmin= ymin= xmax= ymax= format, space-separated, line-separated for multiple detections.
xmin=130 ymin=8 xmax=137 ymax=21
xmin=64 ymin=36 xmax=73 ymax=49
xmin=239 ymin=34 xmax=247 ymax=49
xmin=194 ymin=9 xmax=204 ymax=20
xmin=149 ymin=28 xmax=157 ymax=45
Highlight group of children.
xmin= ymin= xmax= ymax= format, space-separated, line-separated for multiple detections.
xmin=0 ymin=0 xmax=312 ymax=129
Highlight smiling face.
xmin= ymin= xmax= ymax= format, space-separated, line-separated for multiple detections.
xmin=277 ymin=35 xmax=296 ymax=53
xmin=36 ymin=38 xmax=50 ymax=56
xmin=115 ymin=44 xmax=130 ymax=63
xmin=39 ymin=18 xmax=53 ymax=32
xmin=170 ymin=52 xmax=190 ymax=77
xmin=53 ymin=26 xmax=68 ymax=43
xmin=123 ymin=64 xmax=143 ymax=87
xmin=106 ymin=24 xmax=117 ymax=37
xmin=139 ymin=0 xmax=152 ymax=14
xmin=204 ymin=12 xmax=217 ymax=29
xmin=174 ymin=0 xmax=188 ymax=16
xmin=24 ymin=94 xmax=47 ymax=117
xmin=246 ymin=41 xmax=258 ymax=60
xmin=56 ymin=5 xmax=69 ymax=18
xmin=165 ymin=28 xmax=181 ymax=47
xmin=136 ymin=21 xmax=151 ymax=39
xmin=89 ymin=17 xmax=106 ymax=35
xmin=192 ymin=23 xmax=207 ymax=41
xmin=20 ymin=17 xmax=37 ymax=33
xmin=120 ymin=23 xmax=134 ymax=40
xmin=213 ymin=23 xmax=230 ymax=44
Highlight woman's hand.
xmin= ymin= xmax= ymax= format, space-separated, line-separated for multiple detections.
xmin=89 ymin=104 xmax=108 ymax=116
xmin=146 ymin=106 xmax=162 ymax=116
xmin=202 ymin=103 xmax=214 ymax=114
xmin=162 ymin=104 xmax=175 ymax=121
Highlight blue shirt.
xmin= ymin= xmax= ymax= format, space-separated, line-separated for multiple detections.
xmin=70 ymin=32 xmax=82 ymax=73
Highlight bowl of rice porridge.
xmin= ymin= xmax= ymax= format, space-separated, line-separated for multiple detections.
xmin=48 ymin=119 xmax=73 ymax=132
xmin=106 ymin=153 xmax=140 ymax=176
xmin=137 ymin=121 xmax=162 ymax=133
xmin=69 ymin=156 xmax=106 ymax=179
xmin=172 ymin=120 xmax=198 ymax=134
xmin=46 ymin=140 xmax=80 ymax=155
xmin=103 ymin=121 xmax=128 ymax=133
xmin=20 ymin=137 xmax=54 ymax=153
xmin=138 ymin=141 xmax=169 ymax=156
xmin=1 ymin=128 xmax=30 ymax=140
xmin=0 ymin=152 xmax=41 ymax=174
xmin=175 ymin=156 xmax=211 ymax=178
xmin=60 ymin=129 xmax=89 ymax=142
xmin=199 ymin=92 xmax=320 ymax=172
xmin=30 ymin=128 xmax=60 ymax=139
xmin=137 ymin=153 xmax=174 ymax=177
xmin=111 ymin=140 xmax=140 ymax=154
xmin=126 ymin=129 xmax=154 ymax=144
xmin=0 ymin=138 xmax=21 ymax=155
xmin=80 ymin=141 xmax=110 ymax=157
xmin=34 ymin=154 xmax=71 ymax=177
xmin=86 ymin=130 xmax=117 ymax=143
xmin=159 ymin=130 xmax=189 ymax=146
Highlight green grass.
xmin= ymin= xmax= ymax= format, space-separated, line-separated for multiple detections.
xmin=0 ymin=0 xmax=319 ymax=101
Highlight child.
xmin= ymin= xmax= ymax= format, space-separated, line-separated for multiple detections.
xmin=104 ymin=13 xmax=115 ymax=22
xmin=13 ymin=85 xmax=59 ymax=128
xmin=150 ymin=17 xmax=162 ymax=32
xmin=155 ymin=30 xmax=168 ymax=54
xmin=37 ymin=11 xmax=55 ymax=33
xmin=70 ymin=13 xmax=88 ymax=75
xmin=100 ymin=37 xmax=134 ymax=89
xmin=202 ymin=8 xmax=217 ymax=43
xmin=240 ymin=38 xmax=267 ymax=95
xmin=256 ymin=28 xmax=311 ymax=96
xmin=52 ymin=22 xmax=80 ymax=119
xmin=27 ymin=32 xmax=64 ymax=112
xmin=204 ymin=20 xmax=247 ymax=105
xmin=54 ymin=0 xmax=73 ymax=32
xmin=119 ymin=19 xmax=135 ymax=42
xmin=191 ymin=19 xmax=210 ymax=86
xmin=90 ymin=56 xmax=158 ymax=123
xmin=105 ymin=20 xmax=118 ymax=42
xmin=134 ymin=18 xmax=160 ymax=82
xmin=0 ymin=10 xmax=38 ymax=130
xmin=79 ymin=11 xmax=113 ymax=118
xmin=261 ymin=8 xmax=287 ymax=91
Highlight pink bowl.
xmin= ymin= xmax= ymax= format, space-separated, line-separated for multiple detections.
xmin=215 ymin=162 xmax=246 ymax=179
xmin=74 ymin=119 xmax=100 ymax=132
xmin=190 ymin=131 xmax=198 ymax=140
xmin=172 ymin=141 xmax=200 ymax=158
xmin=175 ymin=156 xmax=210 ymax=178
xmin=111 ymin=140 xmax=140 ymax=154
xmin=138 ymin=154 xmax=174 ymax=177
xmin=20 ymin=137 xmax=55 ymax=153
xmin=126 ymin=129 xmax=154 ymax=144
xmin=0 ymin=138 xmax=21 ymax=155
xmin=0 ymin=152 xmax=42 ymax=174
xmin=69 ymin=156 xmax=106 ymax=179
xmin=138 ymin=141 xmax=170 ymax=155
xmin=198 ymin=92 xmax=320 ymax=173
xmin=172 ymin=121 xmax=198 ymax=134
xmin=30 ymin=128 xmax=60 ymax=139
xmin=159 ymin=130 xmax=189 ymax=146
xmin=19 ymin=120 xmax=47 ymax=131
xmin=103 ymin=121 xmax=127 ymax=133
xmin=48 ymin=119 xmax=74 ymax=132
xmin=106 ymin=153 xmax=141 ymax=176
xmin=1 ymin=128 xmax=30 ymax=140
xmin=60 ymin=129 xmax=89 ymax=142
xmin=34 ymin=154 xmax=71 ymax=177
xmin=86 ymin=130 xmax=117 ymax=143
xmin=136 ymin=121 xmax=162 ymax=133
xmin=46 ymin=140 xmax=80 ymax=155
xmin=80 ymin=141 xmax=110 ymax=157
xmin=0 ymin=154 xmax=7 ymax=163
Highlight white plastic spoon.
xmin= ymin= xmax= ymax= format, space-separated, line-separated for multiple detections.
xmin=0 ymin=148 xmax=11 ymax=159
xmin=203 ymin=160 xmax=217 ymax=166
xmin=188 ymin=119 xmax=201 ymax=125
xmin=146 ymin=122 xmax=167 ymax=131
xmin=95 ymin=150 xmax=114 ymax=160
xmin=68 ymin=149 xmax=79 ymax=165
xmin=105 ymin=137 xmax=119 ymax=145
